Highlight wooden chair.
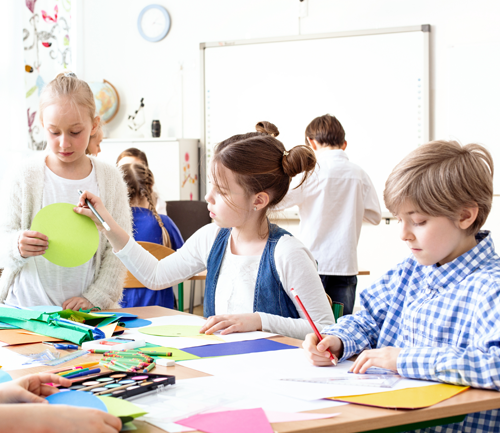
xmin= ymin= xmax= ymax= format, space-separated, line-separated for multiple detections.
xmin=166 ymin=200 xmax=212 ymax=313
xmin=123 ymin=241 xmax=175 ymax=288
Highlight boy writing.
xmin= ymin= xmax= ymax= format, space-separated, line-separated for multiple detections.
xmin=278 ymin=114 xmax=381 ymax=314
xmin=304 ymin=140 xmax=500 ymax=432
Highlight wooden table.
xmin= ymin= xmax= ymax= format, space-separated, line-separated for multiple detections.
xmin=6 ymin=306 xmax=500 ymax=433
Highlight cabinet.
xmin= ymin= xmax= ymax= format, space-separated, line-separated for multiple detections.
xmin=99 ymin=138 xmax=199 ymax=201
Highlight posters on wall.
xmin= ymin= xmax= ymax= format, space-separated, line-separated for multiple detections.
xmin=23 ymin=0 xmax=73 ymax=150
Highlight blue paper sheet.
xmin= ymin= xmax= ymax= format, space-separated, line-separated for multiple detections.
xmin=121 ymin=318 xmax=152 ymax=328
xmin=181 ymin=339 xmax=298 ymax=358
xmin=0 ymin=370 xmax=12 ymax=383
xmin=46 ymin=389 xmax=108 ymax=412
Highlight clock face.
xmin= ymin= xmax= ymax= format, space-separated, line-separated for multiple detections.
xmin=141 ymin=9 xmax=166 ymax=39
xmin=137 ymin=5 xmax=171 ymax=42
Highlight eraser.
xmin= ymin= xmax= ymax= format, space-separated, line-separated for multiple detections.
xmin=156 ymin=359 xmax=175 ymax=367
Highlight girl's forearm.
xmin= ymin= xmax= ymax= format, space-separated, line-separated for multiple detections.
xmin=104 ymin=218 xmax=131 ymax=252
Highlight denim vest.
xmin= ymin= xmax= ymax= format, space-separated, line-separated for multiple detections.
xmin=204 ymin=224 xmax=300 ymax=319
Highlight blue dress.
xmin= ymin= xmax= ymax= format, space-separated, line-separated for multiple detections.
xmin=120 ymin=207 xmax=184 ymax=309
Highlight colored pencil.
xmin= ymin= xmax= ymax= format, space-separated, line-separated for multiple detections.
xmin=290 ymin=288 xmax=337 ymax=365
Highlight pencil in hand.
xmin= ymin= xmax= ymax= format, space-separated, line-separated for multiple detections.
xmin=290 ymin=288 xmax=337 ymax=365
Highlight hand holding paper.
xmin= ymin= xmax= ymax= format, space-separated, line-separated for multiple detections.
xmin=62 ymin=296 xmax=94 ymax=311
xmin=18 ymin=230 xmax=48 ymax=258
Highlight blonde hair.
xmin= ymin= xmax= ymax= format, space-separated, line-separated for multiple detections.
xmin=39 ymin=71 xmax=96 ymax=124
xmin=384 ymin=140 xmax=494 ymax=235
xmin=85 ymin=121 xmax=103 ymax=155
xmin=121 ymin=163 xmax=171 ymax=248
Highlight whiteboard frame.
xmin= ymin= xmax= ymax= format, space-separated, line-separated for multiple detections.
xmin=199 ymin=25 xmax=430 ymax=197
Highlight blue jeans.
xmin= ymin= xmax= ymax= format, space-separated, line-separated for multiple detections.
xmin=320 ymin=275 xmax=357 ymax=316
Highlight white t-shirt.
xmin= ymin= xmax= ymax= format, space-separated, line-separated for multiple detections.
xmin=277 ymin=149 xmax=382 ymax=276
xmin=115 ymin=223 xmax=335 ymax=339
xmin=7 ymin=163 xmax=99 ymax=307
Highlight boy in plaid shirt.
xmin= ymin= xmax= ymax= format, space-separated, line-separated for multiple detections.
xmin=304 ymin=140 xmax=500 ymax=432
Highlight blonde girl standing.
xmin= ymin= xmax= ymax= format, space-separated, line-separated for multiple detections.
xmin=76 ymin=122 xmax=334 ymax=339
xmin=0 ymin=72 xmax=132 ymax=310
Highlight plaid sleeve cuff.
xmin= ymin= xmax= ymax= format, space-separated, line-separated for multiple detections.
xmin=322 ymin=325 xmax=359 ymax=362
xmin=397 ymin=347 xmax=437 ymax=380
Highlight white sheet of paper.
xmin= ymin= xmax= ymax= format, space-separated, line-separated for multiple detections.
xmin=0 ymin=347 xmax=46 ymax=370
xmin=177 ymin=348 xmax=438 ymax=400
xmin=134 ymin=375 xmax=346 ymax=427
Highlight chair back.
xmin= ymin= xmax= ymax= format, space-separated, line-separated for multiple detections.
xmin=123 ymin=241 xmax=175 ymax=288
xmin=325 ymin=293 xmax=344 ymax=323
xmin=166 ymin=200 xmax=212 ymax=241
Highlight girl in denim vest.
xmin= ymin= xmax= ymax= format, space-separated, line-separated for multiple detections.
xmin=75 ymin=122 xmax=335 ymax=339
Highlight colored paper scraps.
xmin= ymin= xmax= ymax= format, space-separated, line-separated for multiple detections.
xmin=31 ymin=202 xmax=99 ymax=268
xmin=98 ymin=396 xmax=148 ymax=422
xmin=177 ymin=408 xmax=273 ymax=433
xmin=46 ymin=389 xmax=108 ymax=412
xmin=181 ymin=339 xmax=298 ymax=358
xmin=140 ymin=325 xmax=204 ymax=337
xmin=330 ymin=383 xmax=470 ymax=409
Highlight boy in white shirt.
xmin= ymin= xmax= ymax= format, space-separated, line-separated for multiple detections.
xmin=277 ymin=114 xmax=381 ymax=314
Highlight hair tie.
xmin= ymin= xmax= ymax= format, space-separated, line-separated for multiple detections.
xmin=283 ymin=150 xmax=289 ymax=157
xmin=64 ymin=72 xmax=77 ymax=78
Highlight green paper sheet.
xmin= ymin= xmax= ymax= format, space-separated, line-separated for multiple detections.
xmin=0 ymin=307 xmax=93 ymax=345
xmin=137 ymin=346 xmax=201 ymax=361
xmin=139 ymin=325 xmax=204 ymax=337
xmin=98 ymin=396 xmax=148 ymax=420
xmin=31 ymin=202 xmax=99 ymax=268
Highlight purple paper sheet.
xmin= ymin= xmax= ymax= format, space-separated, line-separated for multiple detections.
xmin=181 ymin=338 xmax=298 ymax=357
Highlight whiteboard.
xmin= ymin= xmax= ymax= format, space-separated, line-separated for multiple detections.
xmin=448 ymin=43 xmax=500 ymax=193
xmin=201 ymin=26 xmax=430 ymax=212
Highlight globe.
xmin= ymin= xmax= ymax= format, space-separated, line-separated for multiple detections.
xmin=89 ymin=79 xmax=120 ymax=124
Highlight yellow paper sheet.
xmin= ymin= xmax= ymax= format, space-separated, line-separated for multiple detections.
xmin=331 ymin=383 xmax=469 ymax=409
xmin=100 ymin=323 xmax=118 ymax=338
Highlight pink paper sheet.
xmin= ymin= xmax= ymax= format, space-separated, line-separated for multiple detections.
xmin=176 ymin=408 xmax=273 ymax=433
xmin=175 ymin=409 xmax=340 ymax=432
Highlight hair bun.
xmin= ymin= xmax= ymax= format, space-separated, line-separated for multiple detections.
xmin=255 ymin=121 xmax=279 ymax=137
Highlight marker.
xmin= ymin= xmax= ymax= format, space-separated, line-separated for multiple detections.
xmin=63 ymin=368 xmax=101 ymax=379
xmin=290 ymin=288 xmax=337 ymax=365
xmin=77 ymin=190 xmax=110 ymax=231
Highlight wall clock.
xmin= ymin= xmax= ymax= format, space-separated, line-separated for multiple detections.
xmin=137 ymin=4 xmax=171 ymax=42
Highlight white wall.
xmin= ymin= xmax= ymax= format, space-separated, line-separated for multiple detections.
xmin=78 ymin=1 xmax=500 ymax=306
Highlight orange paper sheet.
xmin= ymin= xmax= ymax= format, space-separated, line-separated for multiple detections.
xmin=330 ymin=383 xmax=469 ymax=409
xmin=0 ymin=329 xmax=62 ymax=345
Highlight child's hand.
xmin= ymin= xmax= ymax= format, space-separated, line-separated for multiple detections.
xmin=302 ymin=333 xmax=342 ymax=366
xmin=2 ymin=405 xmax=122 ymax=433
xmin=18 ymin=230 xmax=48 ymax=258
xmin=0 ymin=373 xmax=71 ymax=404
xmin=349 ymin=347 xmax=402 ymax=374
xmin=73 ymin=190 xmax=112 ymax=232
xmin=200 ymin=313 xmax=262 ymax=335
xmin=62 ymin=296 xmax=94 ymax=311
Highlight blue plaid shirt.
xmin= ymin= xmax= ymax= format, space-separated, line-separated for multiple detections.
xmin=323 ymin=231 xmax=500 ymax=432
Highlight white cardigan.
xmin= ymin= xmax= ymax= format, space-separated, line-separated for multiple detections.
xmin=0 ymin=153 xmax=132 ymax=308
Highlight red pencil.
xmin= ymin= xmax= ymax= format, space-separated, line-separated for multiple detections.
xmin=290 ymin=288 xmax=337 ymax=365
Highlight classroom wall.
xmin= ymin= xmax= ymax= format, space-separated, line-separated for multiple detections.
xmin=57 ymin=1 xmax=500 ymax=307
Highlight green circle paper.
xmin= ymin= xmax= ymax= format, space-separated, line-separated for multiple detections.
xmin=139 ymin=325 xmax=203 ymax=337
xmin=31 ymin=203 xmax=99 ymax=268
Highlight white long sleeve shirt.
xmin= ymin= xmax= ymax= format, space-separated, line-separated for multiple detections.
xmin=115 ymin=223 xmax=335 ymax=339
xmin=277 ymin=149 xmax=381 ymax=276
